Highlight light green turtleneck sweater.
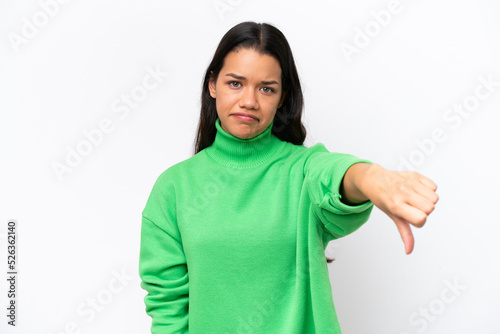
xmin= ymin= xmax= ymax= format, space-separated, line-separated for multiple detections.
xmin=139 ymin=117 xmax=374 ymax=333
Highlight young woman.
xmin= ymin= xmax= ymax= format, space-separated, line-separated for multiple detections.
xmin=139 ymin=21 xmax=438 ymax=334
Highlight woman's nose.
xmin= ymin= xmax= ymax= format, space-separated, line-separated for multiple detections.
xmin=239 ymin=87 xmax=259 ymax=109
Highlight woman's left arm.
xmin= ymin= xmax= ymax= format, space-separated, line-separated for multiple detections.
xmin=339 ymin=162 xmax=439 ymax=255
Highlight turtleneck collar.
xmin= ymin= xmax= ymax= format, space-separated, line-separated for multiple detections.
xmin=205 ymin=117 xmax=287 ymax=168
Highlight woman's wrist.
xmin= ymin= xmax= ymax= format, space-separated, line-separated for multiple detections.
xmin=340 ymin=162 xmax=373 ymax=205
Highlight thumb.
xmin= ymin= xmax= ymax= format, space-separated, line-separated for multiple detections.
xmin=392 ymin=215 xmax=415 ymax=255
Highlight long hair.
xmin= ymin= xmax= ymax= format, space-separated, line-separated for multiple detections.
xmin=193 ymin=21 xmax=334 ymax=263
xmin=193 ymin=21 xmax=306 ymax=154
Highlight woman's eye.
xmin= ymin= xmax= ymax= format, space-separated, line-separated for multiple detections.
xmin=229 ymin=81 xmax=241 ymax=87
xmin=262 ymin=87 xmax=274 ymax=93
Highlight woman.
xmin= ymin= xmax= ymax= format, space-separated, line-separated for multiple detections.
xmin=139 ymin=21 xmax=438 ymax=334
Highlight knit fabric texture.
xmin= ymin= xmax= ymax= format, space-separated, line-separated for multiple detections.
xmin=139 ymin=116 xmax=374 ymax=333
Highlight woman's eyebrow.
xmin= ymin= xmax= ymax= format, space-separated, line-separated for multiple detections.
xmin=225 ymin=73 xmax=280 ymax=86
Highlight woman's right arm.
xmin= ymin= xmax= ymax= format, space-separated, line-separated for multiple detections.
xmin=139 ymin=175 xmax=189 ymax=333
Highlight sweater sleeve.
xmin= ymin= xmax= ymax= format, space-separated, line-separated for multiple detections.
xmin=139 ymin=173 xmax=189 ymax=334
xmin=304 ymin=144 xmax=374 ymax=240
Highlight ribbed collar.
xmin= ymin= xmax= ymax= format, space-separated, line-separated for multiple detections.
xmin=205 ymin=117 xmax=287 ymax=168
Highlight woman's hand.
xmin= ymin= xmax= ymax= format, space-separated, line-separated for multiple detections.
xmin=341 ymin=163 xmax=439 ymax=254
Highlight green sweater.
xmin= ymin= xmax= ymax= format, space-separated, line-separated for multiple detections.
xmin=139 ymin=116 xmax=374 ymax=333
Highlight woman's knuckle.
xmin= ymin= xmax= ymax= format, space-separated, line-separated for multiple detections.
xmin=424 ymin=203 xmax=435 ymax=214
xmin=398 ymin=184 xmax=410 ymax=195
xmin=415 ymin=214 xmax=427 ymax=227
xmin=433 ymin=193 xmax=440 ymax=203
xmin=387 ymin=200 xmax=399 ymax=213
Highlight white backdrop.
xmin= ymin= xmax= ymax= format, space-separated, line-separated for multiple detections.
xmin=1 ymin=0 xmax=499 ymax=333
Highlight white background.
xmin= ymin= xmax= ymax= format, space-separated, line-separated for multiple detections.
xmin=1 ymin=0 xmax=499 ymax=333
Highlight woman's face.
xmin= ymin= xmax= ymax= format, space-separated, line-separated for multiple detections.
xmin=209 ymin=47 xmax=285 ymax=139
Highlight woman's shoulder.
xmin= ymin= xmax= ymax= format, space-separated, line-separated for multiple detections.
xmin=281 ymin=140 xmax=331 ymax=159
xmin=278 ymin=141 xmax=340 ymax=176
xmin=164 ymin=150 xmax=205 ymax=174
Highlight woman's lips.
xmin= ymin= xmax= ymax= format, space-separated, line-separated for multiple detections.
xmin=232 ymin=113 xmax=258 ymax=122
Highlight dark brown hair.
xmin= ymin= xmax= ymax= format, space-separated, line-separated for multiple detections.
xmin=193 ymin=21 xmax=334 ymax=263
xmin=193 ymin=21 xmax=306 ymax=154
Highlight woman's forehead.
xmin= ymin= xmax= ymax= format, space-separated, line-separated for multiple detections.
xmin=221 ymin=48 xmax=281 ymax=81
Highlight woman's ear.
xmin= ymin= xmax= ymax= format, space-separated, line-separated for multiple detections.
xmin=208 ymin=71 xmax=216 ymax=99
